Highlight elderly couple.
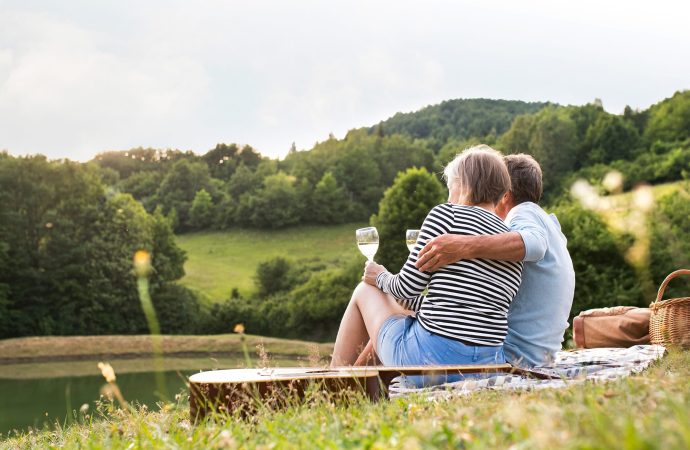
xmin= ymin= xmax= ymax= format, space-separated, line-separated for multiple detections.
xmin=330 ymin=145 xmax=575 ymax=377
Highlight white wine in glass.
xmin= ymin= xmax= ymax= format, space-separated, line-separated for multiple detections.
xmin=406 ymin=229 xmax=420 ymax=252
xmin=356 ymin=227 xmax=379 ymax=261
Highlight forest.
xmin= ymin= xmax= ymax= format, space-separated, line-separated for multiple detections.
xmin=1 ymin=90 xmax=689 ymax=340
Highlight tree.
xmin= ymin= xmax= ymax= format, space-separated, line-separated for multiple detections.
xmin=371 ymin=167 xmax=446 ymax=269
xmin=189 ymin=189 xmax=215 ymax=229
xmin=149 ymin=206 xmax=186 ymax=287
xmin=236 ymin=172 xmax=304 ymax=228
xmin=227 ymin=163 xmax=261 ymax=198
xmin=528 ymin=108 xmax=579 ymax=193
xmin=254 ymin=257 xmax=299 ymax=298
xmin=649 ymin=191 xmax=690 ymax=298
xmin=238 ymin=145 xmax=263 ymax=168
xmin=436 ymin=137 xmax=486 ymax=170
xmin=118 ymin=170 xmax=163 ymax=211
xmin=371 ymin=98 xmax=548 ymax=145
xmin=214 ymin=193 xmax=237 ymax=229
xmin=584 ymin=114 xmax=641 ymax=164
xmin=553 ymin=203 xmax=643 ymax=318
xmin=202 ymin=143 xmax=239 ymax=180
xmin=644 ymin=90 xmax=690 ymax=144
xmin=311 ymin=172 xmax=349 ymax=224
xmin=374 ymin=134 xmax=435 ymax=185
xmin=0 ymin=242 xmax=11 ymax=336
xmin=502 ymin=107 xmax=579 ymax=197
xmin=0 ymin=155 xmax=107 ymax=336
xmin=0 ymin=155 xmax=193 ymax=338
xmin=152 ymin=284 xmax=201 ymax=334
xmin=334 ymin=145 xmax=383 ymax=214
xmin=499 ymin=114 xmax=536 ymax=154
xmin=156 ymin=159 xmax=216 ymax=231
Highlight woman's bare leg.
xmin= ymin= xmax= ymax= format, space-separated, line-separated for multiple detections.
xmin=353 ymin=340 xmax=378 ymax=366
xmin=330 ymin=282 xmax=408 ymax=367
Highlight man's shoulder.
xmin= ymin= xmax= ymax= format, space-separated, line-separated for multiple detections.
xmin=512 ymin=201 xmax=544 ymax=214
xmin=507 ymin=202 xmax=548 ymax=224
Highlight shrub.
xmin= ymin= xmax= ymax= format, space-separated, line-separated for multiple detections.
xmin=254 ymin=257 xmax=301 ymax=299
xmin=552 ymin=203 xmax=644 ymax=318
xmin=151 ymin=284 xmax=203 ymax=334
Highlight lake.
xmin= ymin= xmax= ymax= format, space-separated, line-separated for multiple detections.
xmin=0 ymin=356 xmax=299 ymax=436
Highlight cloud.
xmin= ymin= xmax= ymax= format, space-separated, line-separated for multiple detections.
xmin=255 ymin=48 xmax=447 ymax=152
xmin=1 ymin=1 xmax=689 ymax=160
xmin=0 ymin=11 xmax=209 ymax=160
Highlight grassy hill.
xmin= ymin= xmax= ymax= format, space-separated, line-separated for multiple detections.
xmin=175 ymin=223 xmax=365 ymax=302
xmin=175 ymin=181 xmax=690 ymax=303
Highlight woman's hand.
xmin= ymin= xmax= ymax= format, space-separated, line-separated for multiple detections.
xmin=363 ymin=261 xmax=387 ymax=286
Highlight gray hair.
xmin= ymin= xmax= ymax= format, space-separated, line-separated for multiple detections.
xmin=443 ymin=144 xmax=511 ymax=205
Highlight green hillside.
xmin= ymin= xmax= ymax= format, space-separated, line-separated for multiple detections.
xmin=175 ymin=223 xmax=366 ymax=301
xmin=369 ymin=98 xmax=550 ymax=144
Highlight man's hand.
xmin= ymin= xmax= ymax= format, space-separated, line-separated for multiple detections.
xmin=363 ymin=260 xmax=387 ymax=286
xmin=415 ymin=234 xmax=474 ymax=272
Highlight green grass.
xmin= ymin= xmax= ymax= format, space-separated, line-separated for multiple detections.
xmin=175 ymin=223 xmax=365 ymax=302
xmin=3 ymin=349 xmax=689 ymax=449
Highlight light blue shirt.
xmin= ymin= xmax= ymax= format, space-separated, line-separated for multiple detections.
xmin=503 ymin=202 xmax=575 ymax=367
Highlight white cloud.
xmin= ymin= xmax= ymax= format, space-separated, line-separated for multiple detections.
xmin=0 ymin=11 xmax=209 ymax=160
xmin=255 ymin=49 xmax=448 ymax=153
xmin=0 ymin=1 xmax=689 ymax=160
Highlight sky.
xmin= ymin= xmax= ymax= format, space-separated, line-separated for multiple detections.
xmin=1 ymin=0 xmax=689 ymax=161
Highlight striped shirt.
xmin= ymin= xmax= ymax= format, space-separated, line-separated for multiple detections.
xmin=376 ymin=203 xmax=523 ymax=346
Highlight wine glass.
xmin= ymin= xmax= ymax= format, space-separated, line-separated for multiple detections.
xmin=356 ymin=227 xmax=379 ymax=261
xmin=406 ymin=229 xmax=420 ymax=252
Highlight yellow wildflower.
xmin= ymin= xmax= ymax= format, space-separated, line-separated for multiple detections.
xmin=133 ymin=250 xmax=152 ymax=277
xmin=98 ymin=362 xmax=117 ymax=383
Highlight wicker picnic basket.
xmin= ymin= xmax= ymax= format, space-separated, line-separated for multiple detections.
xmin=649 ymin=269 xmax=690 ymax=347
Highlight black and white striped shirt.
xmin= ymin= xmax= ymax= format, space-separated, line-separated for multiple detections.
xmin=376 ymin=203 xmax=523 ymax=346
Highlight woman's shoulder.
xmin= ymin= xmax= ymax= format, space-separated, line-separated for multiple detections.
xmin=426 ymin=203 xmax=456 ymax=219
xmin=420 ymin=203 xmax=456 ymax=232
xmin=450 ymin=205 xmax=510 ymax=232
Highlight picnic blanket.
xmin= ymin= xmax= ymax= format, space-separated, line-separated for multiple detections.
xmin=388 ymin=345 xmax=666 ymax=399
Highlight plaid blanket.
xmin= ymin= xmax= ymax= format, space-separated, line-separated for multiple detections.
xmin=388 ymin=345 xmax=666 ymax=399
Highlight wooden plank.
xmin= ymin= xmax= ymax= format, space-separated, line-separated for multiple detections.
xmin=188 ymin=363 xmax=538 ymax=420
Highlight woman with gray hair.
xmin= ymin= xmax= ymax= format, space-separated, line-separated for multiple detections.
xmin=330 ymin=145 xmax=523 ymax=375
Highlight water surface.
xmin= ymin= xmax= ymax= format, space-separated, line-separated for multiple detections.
xmin=0 ymin=356 xmax=299 ymax=435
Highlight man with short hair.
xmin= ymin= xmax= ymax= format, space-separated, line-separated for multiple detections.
xmin=416 ymin=153 xmax=575 ymax=367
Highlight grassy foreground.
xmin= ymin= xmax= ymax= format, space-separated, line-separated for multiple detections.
xmin=175 ymin=223 xmax=365 ymax=301
xmin=3 ymin=349 xmax=688 ymax=449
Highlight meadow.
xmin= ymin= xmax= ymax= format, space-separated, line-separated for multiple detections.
xmin=175 ymin=223 xmax=365 ymax=301
xmin=173 ymin=180 xmax=689 ymax=304
xmin=3 ymin=348 xmax=688 ymax=449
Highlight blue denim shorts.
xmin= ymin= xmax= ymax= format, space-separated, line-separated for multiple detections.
xmin=376 ymin=315 xmax=506 ymax=387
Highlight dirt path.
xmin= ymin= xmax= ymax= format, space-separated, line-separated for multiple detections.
xmin=0 ymin=334 xmax=334 ymax=364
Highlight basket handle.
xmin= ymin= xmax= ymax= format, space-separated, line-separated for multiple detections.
xmin=652 ymin=269 xmax=690 ymax=305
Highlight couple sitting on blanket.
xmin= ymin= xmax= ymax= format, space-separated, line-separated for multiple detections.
xmin=330 ymin=145 xmax=575 ymax=381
